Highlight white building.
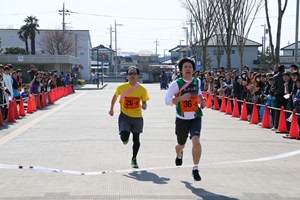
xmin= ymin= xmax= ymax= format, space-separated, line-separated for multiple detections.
xmin=0 ymin=29 xmax=92 ymax=81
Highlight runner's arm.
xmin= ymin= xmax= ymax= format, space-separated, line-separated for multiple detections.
xmin=109 ymin=94 xmax=118 ymax=116
xmin=165 ymin=81 xmax=191 ymax=105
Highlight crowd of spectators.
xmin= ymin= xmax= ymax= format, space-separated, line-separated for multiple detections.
xmin=0 ymin=63 xmax=74 ymax=121
xmin=172 ymin=64 xmax=300 ymax=132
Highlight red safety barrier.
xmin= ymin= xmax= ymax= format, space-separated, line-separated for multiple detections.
xmin=1 ymin=85 xmax=74 ymax=129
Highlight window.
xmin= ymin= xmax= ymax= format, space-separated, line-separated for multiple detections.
xmin=213 ymin=50 xmax=224 ymax=55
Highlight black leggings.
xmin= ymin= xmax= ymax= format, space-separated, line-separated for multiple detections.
xmin=120 ymin=131 xmax=140 ymax=159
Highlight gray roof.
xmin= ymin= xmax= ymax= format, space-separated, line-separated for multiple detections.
xmin=206 ymin=34 xmax=262 ymax=46
xmin=281 ymin=42 xmax=300 ymax=50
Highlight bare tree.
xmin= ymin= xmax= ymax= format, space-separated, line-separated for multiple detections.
xmin=39 ymin=30 xmax=79 ymax=55
xmin=264 ymin=0 xmax=288 ymax=64
xmin=214 ymin=0 xmax=243 ymax=71
xmin=180 ymin=0 xmax=218 ymax=71
xmin=234 ymin=0 xmax=263 ymax=69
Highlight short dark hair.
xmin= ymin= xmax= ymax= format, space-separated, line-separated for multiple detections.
xmin=278 ymin=65 xmax=285 ymax=72
xmin=292 ymin=72 xmax=300 ymax=77
xmin=126 ymin=66 xmax=140 ymax=75
xmin=290 ymin=64 xmax=299 ymax=69
xmin=178 ymin=58 xmax=195 ymax=72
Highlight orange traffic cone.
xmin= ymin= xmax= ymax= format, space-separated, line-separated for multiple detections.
xmin=232 ymin=98 xmax=239 ymax=118
xmin=220 ymin=95 xmax=226 ymax=112
xmin=261 ymin=106 xmax=271 ymax=128
xmin=225 ymin=97 xmax=232 ymax=115
xmin=13 ymin=98 xmax=20 ymax=119
xmin=276 ymin=106 xmax=288 ymax=133
xmin=19 ymin=97 xmax=26 ymax=116
xmin=206 ymin=94 xmax=212 ymax=108
xmin=26 ymin=96 xmax=33 ymax=114
xmin=32 ymin=95 xmax=37 ymax=111
xmin=250 ymin=102 xmax=259 ymax=124
xmin=36 ymin=94 xmax=41 ymax=109
xmin=41 ymin=91 xmax=46 ymax=107
xmin=213 ymin=95 xmax=219 ymax=110
xmin=6 ymin=102 xmax=16 ymax=123
xmin=283 ymin=110 xmax=299 ymax=139
xmin=48 ymin=91 xmax=54 ymax=104
xmin=240 ymin=99 xmax=248 ymax=121
xmin=0 ymin=108 xmax=4 ymax=126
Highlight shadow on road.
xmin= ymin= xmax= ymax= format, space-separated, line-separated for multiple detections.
xmin=123 ymin=170 xmax=170 ymax=184
xmin=181 ymin=181 xmax=239 ymax=200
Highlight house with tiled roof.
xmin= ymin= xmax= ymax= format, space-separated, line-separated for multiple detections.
xmin=169 ymin=34 xmax=262 ymax=72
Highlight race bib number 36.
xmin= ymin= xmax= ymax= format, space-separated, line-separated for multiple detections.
xmin=181 ymin=96 xmax=199 ymax=112
xmin=124 ymin=97 xmax=140 ymax=109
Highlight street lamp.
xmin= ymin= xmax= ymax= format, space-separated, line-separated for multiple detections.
xmin=115 ymin=20 xmax=124 ymax=76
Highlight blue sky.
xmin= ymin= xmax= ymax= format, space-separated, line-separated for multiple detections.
xmin=0 ymin=0 xmax=298 ymax=56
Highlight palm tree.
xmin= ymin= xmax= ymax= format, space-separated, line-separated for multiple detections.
xmin=17 ymin=25 xmax=30 ymax=54
xmin=24 ymin=16 xmax=40 ymax=55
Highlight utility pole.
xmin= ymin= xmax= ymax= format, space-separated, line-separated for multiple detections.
xmin=182 ymin=27 xmax=189 ymax=57
xmin=186 ymin=17 xmax=194 ymax=57
xmin=154 ymin=39 xmax=159 ymax=56
xmin=59 ymin=3 xmax=77 ymax=32
xmin=110 ymin=24 xmax=113 ymax=75
xmin=114 ymin=20 xmax=124 ymax=76
xmin=59 ymin=3 xmax=69 ymax=32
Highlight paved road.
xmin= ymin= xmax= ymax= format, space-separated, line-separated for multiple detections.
xmin=0 ymin=83 xmax=300 ymax=200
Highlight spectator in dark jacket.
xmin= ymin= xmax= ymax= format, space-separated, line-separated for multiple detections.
xmin=271 ymin=64 xmax=287 ymax=131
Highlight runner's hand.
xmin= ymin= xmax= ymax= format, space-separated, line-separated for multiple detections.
xmin=109 ymin=110 xmax=114 ymax=116
xmin=180 ymin=93 xmax=191 ymax=101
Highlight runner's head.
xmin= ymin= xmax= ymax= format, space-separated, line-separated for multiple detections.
xmin=126 ymin=66 xmax=140 ymax=75
xmin=178 ymin=58 xmax=195 ymax=72
xmin=178 ymin=58 xmax=195 ymax=78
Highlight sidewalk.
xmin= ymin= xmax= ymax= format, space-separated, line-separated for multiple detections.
xmin=74 ymin=83 xmax=107 ymax=90
xmin=0 ymin=83 xmax=300 ymax=200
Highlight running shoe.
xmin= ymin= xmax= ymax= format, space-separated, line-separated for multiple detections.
xmin=175 ymin=151 xmax=183 ymax=166
xmin=123 ymin=140 xmax=129 ymax=145
xmin=131 ymin=158 xmax=139 ymax=168
xmin=192 ymin=169 xmax=201 ymax=181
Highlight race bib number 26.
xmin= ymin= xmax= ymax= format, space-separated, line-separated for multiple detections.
xmin=124 ymin=97 xmax=140 ymax=109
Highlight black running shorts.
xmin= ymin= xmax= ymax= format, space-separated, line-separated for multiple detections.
xmin=175 ymin=117 xmax=202 ymax=145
